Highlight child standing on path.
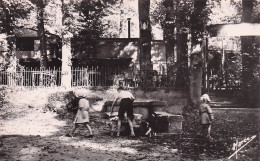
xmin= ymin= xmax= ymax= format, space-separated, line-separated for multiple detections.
xmin=66 ymin=97 xmax=95 ymax=138
xmin=111 ymin=87 xmax=135 ymax=137
xmin=199 ymin=94 xmax=214 ymax=140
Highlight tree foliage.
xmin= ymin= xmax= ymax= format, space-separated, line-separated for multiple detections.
xmin=150 ymin=0 xmax=211 ymax=44
xmin=208 ymin=0 xmax=242 ymax=25
xmin=0 ymin=0 xmax=34 ymax=69
xmin=0 ymin=0 xmax=34 ymax=33
xmin=71 ymin=0 xmax=105 ymax=60
xmin=100 ymin=0 xmax=139 ymax=38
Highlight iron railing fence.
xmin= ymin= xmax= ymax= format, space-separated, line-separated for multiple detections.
xmin=0 ymin=68 xmax=62 ymax=88
xmin=0 ymin=66 xmax=168 ymax=88
xmin=0 ymin=66 xmax=241 ymax=91
xmin=71 ymin=66 xmax=167 ymax=88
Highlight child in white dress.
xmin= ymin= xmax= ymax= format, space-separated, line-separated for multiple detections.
xmin=66 ymin=98 xmax=95 ymax=138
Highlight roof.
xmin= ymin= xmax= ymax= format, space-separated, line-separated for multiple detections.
xmin=207 ymin=23 xmax=260 ymax=37
xmin=14 ymin=28 xmax=60 ymax=38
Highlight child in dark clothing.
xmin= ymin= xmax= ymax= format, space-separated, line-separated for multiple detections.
xmin=111 ymin=87 xmax=135 ymax=137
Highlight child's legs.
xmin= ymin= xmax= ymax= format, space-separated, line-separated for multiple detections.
xmin=207 ymin=124 xmax=212 ymax=136
xmin=201 ymin=124 xmax=209 ymax=137
xmin=70 ymin=124 xmax=78 ymax=135
xmin=149 ymin=115 xmax=157 ymax=133
xmin=127 ymin=117 xmax=135 ymax=136
xmin=117 ymin=104 xmax=126 ymax=136
xmin=85 ymin=123 xmax=93 ymax=135
xmin=117 ymin=119 xmax=122 ymax=136
xmin=110 ymin=122 xmax=115 ymax=136
xmin=126 ymin=102 xmax=135 ymax=136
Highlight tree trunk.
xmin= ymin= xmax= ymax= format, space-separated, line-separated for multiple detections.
xmin=165 ymin=30 xmax=176 ymax=87
xmin=183 ymin=51 xmax=203 ymax=134
xmin=37 ymin=0 xmax=48 ymax=69
xmin=163 ymin=0 xmax=176 ymax=87
xmin=119 ymin=0 xmax=124 ymax=38
xmin=188 ymin=0 xmax=207 ymax=105
xmin=189 ymin=50 xmax=203 ymax=106
xmin=203 ymin=38 xmax=209 ymax=93
xmin=240 ymin=0 xmax=260 ymax=107
xmin=61 ymin=38 xmax=72 ymax=88
xmin=173 ymin=0 xmax=189 ymax=91
xmin=138 ymin=0 xmax=153 ymax=90
xmin=175 ymin=31 xmax=188 ymax=90
xmin=61 ymin=0 xmax=72 ymax=88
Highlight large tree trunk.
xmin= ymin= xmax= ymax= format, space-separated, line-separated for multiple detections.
xmin=174 ymin=0 xmax=189 ymax=91
xmin=61 ymin=0 xmax=72 ymax=88
xmin=61 ymin=38 xmax=72 ymax=88
xmin=182 ymin=0 xmax=207 ymax=135
xmin=163 ymin=0 xmax=176 ymax=87
xmin=189 ymin=51 xmax=203 ymax=106
xmin=241 ymin=0 xmax=260 ymax=107
xmin=37 ymin=0 xmax=48 ymax=69
xmin=189 ymin=0 xmax=207 ymax=105
xmin=138 ymin=0 xmax=153 ymax=90
xmin=182 ymin=51 xmax=203 ymax=134
xmin=165 ymin=29 xmax=176 ymax=87
xmin=175 ymin=31 xmax=188 ymax=90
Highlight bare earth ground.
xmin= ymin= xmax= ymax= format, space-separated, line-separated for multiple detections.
xmin=0 ymin=87 xmax=259 ymax=161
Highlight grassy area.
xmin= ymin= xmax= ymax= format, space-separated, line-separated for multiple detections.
xmin=213 ymin=108 xmax=259 ymax=139
xmin=136 ymin=108 xmax=259 ymax=160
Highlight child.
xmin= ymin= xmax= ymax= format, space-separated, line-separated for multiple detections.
xmin=144 ymin=115 xmax=157 ymax=137
xmin=111 ymin=87 xmax=135 ymax=137
xmin=199 ymin=94 xmax=214 ymax=140
xmin=66 ymin=97 xmax=95 ymax=138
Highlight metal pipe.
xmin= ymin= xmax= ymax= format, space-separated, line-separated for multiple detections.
xmin=127 ymin=18 xmax=131 ymax=38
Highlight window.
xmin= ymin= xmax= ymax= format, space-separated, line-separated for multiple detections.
xmin=16 ymin=37 xmax=35 ymax=51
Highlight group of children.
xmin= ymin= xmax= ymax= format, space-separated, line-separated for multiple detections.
xmin=66 ymin=88 xmax=214 ymax=141
xmin=66 ymin=86 xmax=136 ymax=138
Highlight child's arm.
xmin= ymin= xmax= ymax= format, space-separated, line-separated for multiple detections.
xmin=129 ymin=91 xmax=135 ymax=100
xmin=110 ymin=97 xmax=119 ymax=115
xmin=86 ymin=99 xmax=99 ymax=112
xmin=206 ymin=105 xmax=214 ymax=120
xmin=89 ymin=105 xmax=97 ymax=112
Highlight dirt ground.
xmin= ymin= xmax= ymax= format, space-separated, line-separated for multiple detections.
xmin=0 ymin=87 xmax=259 ymax=161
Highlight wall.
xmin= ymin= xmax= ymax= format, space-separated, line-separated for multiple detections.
xmin=96 ymin=39 xmax=166 ymax=71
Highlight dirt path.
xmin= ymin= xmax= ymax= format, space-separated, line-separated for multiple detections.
xmin=0 ymin=88 xmax=181 ymax=160
xmin=0 ymin=88 xmax=258 ymax=160
xmin=0 ymin=105 xmax=182 ymax=161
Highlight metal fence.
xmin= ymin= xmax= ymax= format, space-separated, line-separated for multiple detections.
xmin=0 ymin=68 xmax=62 ymax=88
xmin=0 ymin=66 xmax=241 ymax=91
xmin=0 ymin=67 xmax=167 ymax=88
xmin=71 ymin=66 xmax=167 ymax=88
